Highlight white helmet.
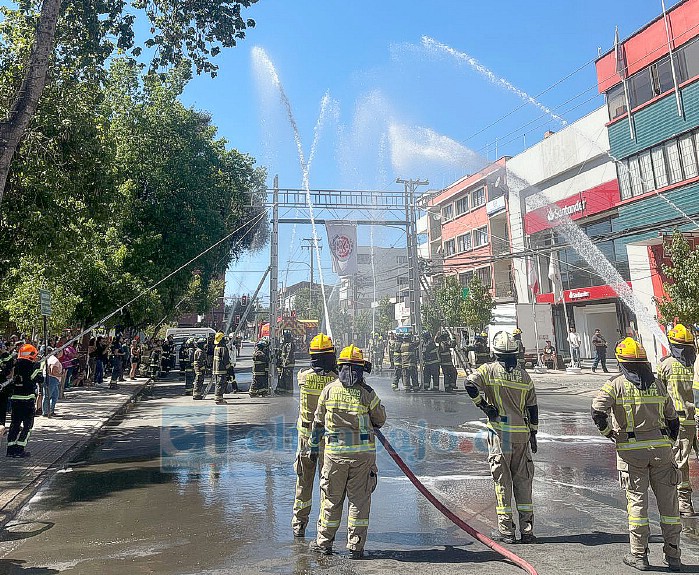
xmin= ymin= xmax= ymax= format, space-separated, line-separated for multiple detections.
xmin=492 ymin=331 xmax=518 ymax=355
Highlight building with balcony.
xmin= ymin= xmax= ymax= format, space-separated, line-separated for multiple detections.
xmin=595 ymin=0 xmax=699 ymax=363
xmin=425 ymin=158 xmax=516 ymax=335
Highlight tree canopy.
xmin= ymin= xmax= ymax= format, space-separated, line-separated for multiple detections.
xmin=0 ymin=50 xmax=267 ymax=334
xmin=656 ymin=231 xmax=699 ymax=327
xmin=422 ymin=275 xmax=494 ymax=334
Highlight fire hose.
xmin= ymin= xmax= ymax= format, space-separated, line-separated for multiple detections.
xmin=375 ymin=428 xmax=539 ymax=575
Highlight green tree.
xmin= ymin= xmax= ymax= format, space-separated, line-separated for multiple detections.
xmin=376 ymin=296 xmax=396 ymax=334
xmin=656 ymin=230 xmax=699 ymax=326
xmin=421 ymin=275 xmax=465 ymax=333
xmin=292 ymin=287 xmax=324 ymax=321
xmin=0 ymin=0 xmax=259 ymax=204
xmin=463 ymin=277 xmax=495 ymax=331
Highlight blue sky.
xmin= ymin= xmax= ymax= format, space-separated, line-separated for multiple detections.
xmin=181 ymin=0 xmax=682 ymax=302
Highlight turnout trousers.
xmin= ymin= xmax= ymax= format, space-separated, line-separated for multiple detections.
xmin=316 ymin=451 xmax=378 ymax=553
xmin=618 ymin=446 xmax=681 ymax=559
xmin=292 ymin=433 xmax=324 ymax=533
xmin=423 ymin=364 xmax=440 ymax=390
xmin=403 ymin=366 xmax=419 ymax=391
xmin=7 ymin=398 xmax=35 ymax=456
xmin=213 ymin=373 xmax=227 ymax=400
xmin=193 ymin=372 xmax=205 ymax=398
xmin=487 ymin=431 xmax=534 ymax=537
xmin=673 ymin=424 xmax=696 ymax=514
xmin=391 ymin=366 xmax=402 ymax=390
xmin=279 ymin=367 xmax=294 ymax=393
xmin=441 ymin=364 xmax=457 ymax=391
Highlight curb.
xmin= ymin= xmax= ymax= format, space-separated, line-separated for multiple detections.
xmin=0 ymin=379 xmax=150 ymax=531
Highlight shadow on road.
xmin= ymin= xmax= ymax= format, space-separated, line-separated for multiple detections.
xmin=0 ymin=521 xmax=54 ymax=542
xmin=0 ymin=559 xmax=59 ymax=574
xmin=534 ymin=531 xmax=629 ymax=546
xmin=370 ymin=545 xmax=502 ymax=564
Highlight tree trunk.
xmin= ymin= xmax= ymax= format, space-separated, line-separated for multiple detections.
xmin=0 ymin=0 xmax=62 ymax=207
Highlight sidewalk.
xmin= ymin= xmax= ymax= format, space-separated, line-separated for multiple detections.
xmin=0 ymin=378 xmax=148 ymax=529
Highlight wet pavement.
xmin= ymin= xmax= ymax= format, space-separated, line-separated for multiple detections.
xmin=3 ymin=348 xmax=699 ymax=574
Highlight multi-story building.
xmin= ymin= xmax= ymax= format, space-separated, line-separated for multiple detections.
xmin=338 ymin=246 xmax=408 ymax=312
xmin=426 ymin=158 xmax=516 ymax=334
xmin=508 ymin=106 xmax=629 ymax=359
xmin=595 ymin=0 xmax=699 ymax=363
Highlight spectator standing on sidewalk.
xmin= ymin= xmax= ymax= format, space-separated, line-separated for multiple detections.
xmin=129 ymin=337 xmax=141 ymax=380
xmin=43 ymin=349 xmax=63 ymax=417
xmin=87 ymin=336 xmax=97 ymax=386
xmin=94 ymin=335 xmax=108 ymax=385
xmin=109 ymin=335 xmax=125 ymax=389
xmin=60 ymin=341 xmax=77 ymax=392
xmin=591 ymin=329 xmax=609 ymax=373
xmin=568 ymin=327 xmax=582 ymax=368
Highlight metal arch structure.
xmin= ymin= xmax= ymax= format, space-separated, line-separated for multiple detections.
xmin=258 ymin=180 xmax=428 ymax=390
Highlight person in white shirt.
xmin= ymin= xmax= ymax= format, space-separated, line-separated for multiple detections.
xmin=43 ymin=349 xmax=63 ymax=417
xmin=567 ymin=327 xmax=581 ymax=368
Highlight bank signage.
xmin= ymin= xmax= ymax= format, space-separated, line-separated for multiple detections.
xmin=524 ymin=180 xmax=620 ymax=235
xmin=536 ymin=282 xmax=631 ymax=304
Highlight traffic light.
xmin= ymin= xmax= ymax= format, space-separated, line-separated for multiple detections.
xmin=241 ymin=294 xmax=248 ymax=307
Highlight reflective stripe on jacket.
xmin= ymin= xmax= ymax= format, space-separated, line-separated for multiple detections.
xmin=657 ymin=356 xmax=695 ymax=426
xmin=314 ymin=379 xmax=386 ymax=454
xmin=592 ymin=374 xmax=676 ymax=451
xmin=466 ymin=361 xmax=537 ymax=439
xmin=297 ymin=368 xmax=337 ymax=436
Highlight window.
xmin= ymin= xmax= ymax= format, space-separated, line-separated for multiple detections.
xmin=441 ymin=204 xmax=453 ymax=221
xmin=475 ymin=266 xmax=492 ymax=288
xmin=457 ymin=233 xmax=472 ymax=252
xmin=397 ymin=276 xmax=409 ymax=286
xmin=472 ymin=187 xmax=485 ymax=208
xmin=473 ymin=226 xmax=488 ymax=247
xmin=629 ymin=68 xmax=653 ymax=109
xmin=665 ymin=140 xmax=683 ymax=184
xmin=607 ymin=84 xmax=626 ymax=120
xmin=638 ymin=150 xmax=654 ymax=193
xmin=652 ymin=56 xmax=675 ymax=97
xmin=627 ymin=156 xmax=643 ymax=196
xmin=455 ymin=195 xmax=469 ymax=216
xmin=651 ymin=145 xmax=668 ymax=188
xmin=618 ymin=159 xmax=632 ymax=200
xmin=444 ymin=239 xmax=456 ymax=256
xmin=396 ymin=255 xmax=408 ymax=264
xmin=459 ymin=271 xmax=474 ymax=287
xmin=357 ymin=254 xmax=371 ymax=264
xmin=679 ymin=134 xmax=698 ymax=179
xmin=679 ymin=37 xmax=699 ymax=81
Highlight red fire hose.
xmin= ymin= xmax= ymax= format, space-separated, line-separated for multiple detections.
xmin=375 ymin=428 xmax=539 ymax=575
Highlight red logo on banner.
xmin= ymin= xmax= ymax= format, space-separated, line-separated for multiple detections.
xmin=331 ymin=234 xmax=354 ymax=261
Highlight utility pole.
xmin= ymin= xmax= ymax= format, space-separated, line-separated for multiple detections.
xmin=301 ymin=238 xmax=322 ymax=312
xmin=269 ymin=175 xmax=279 ymax=393
xmin=397 ymin=178 xmax=429 ymax=375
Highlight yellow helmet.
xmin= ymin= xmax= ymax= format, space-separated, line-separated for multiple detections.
xmin=338 ymin=344 xmax=365 ymax=366
xmin=668 ymin=324 xmax=694 ymax=345
xmin=214 ymin=332 xmax=225 ymax=344
xmin=615 ymin=337 xmax=648 ymax=363
xmin=309 ymin=333 xmax=335 ymax=355
xmin=512 ymin=328 xmax=522 ymax=336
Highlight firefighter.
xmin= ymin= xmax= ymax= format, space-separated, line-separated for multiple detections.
xmin=6 ymin=344 xmax=43 ymax=457
xmin=161 ymin=335 xmax=172 ymax=373
xmin=657 ymin=324 xmax=697 ymax=517
xmin=0 ymin=344 xmax=17 ymax=434
xmin=148 ymin=341 xmax=161 ymax=381
xmin=178 ymin=340 xmax=187 ymax=375
xmin=400 ymin=333 xmax=419 ymax=393
xmin=473 ymin=332 xmax=491 ymax=366
xmin=422 ymin=331 xmax=440 ymax=391
xmin=512 ymin=328 xmax=525 ymax=368
xmin=309 ymin=345 xmax=386 ymax=559
xmin=182 ymin=338 xmax=195 ymax=395
xmin=374 ymin=336 xmax=385 ymax=375
xmin=292 ymin=334 xmax=338 ymax=537
xmin=192 ymin=337 xmax=207 ymax=400
xmin=592 ymin=337 xmax=681 ymax=572
xmin=227 ymin=333 xmax=239 ymax=393
xmin=465 ymin=330 xmax=538 ymax=544
xmin=277 ymin=330 xmax=296 ymax=395
xmin=250 ymin=339 xmax=270 ymax=397
xmin=212 ymin=332 xmax=230 ymax=405
xmin=437 ymin=332 xmax=457 ymax=392
xmin=391 ymin=333 xmax=402 ymax=391
xmin=388 ymin=332 xmax=396 ymax=369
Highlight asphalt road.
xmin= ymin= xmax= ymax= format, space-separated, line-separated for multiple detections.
xmin=3 ymin=344 xmax=699 ymax=575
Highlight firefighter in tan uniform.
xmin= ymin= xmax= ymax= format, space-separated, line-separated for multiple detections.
xmin=465 ymin=331 xmax=538 ymax=544
xmin=309 ymin=345 xmax=386 ymax=559
xmin=592 ymin=337 xmax=681 ymax=572
xmin=657 ymin=324 xmax=697 ymax=517
xmin=292 ymin=334 xmax=338 ymax=538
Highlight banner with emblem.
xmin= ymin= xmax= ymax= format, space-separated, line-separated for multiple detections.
xmin=325 ymin=221 xmax=357 ymax=277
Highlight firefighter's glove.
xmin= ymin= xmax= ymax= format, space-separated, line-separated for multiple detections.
xmin=604 ymin=429 xmax=619 ymax=442
xmin=308 ymin=444 xmax=319 ymax=464
xmin=529 ymin=431 xmax=538 ymax=454
xmin=668 ymin=417 xmax=680 ymax=442
xmin=478 ymin=401 xmax=500 ymax=422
